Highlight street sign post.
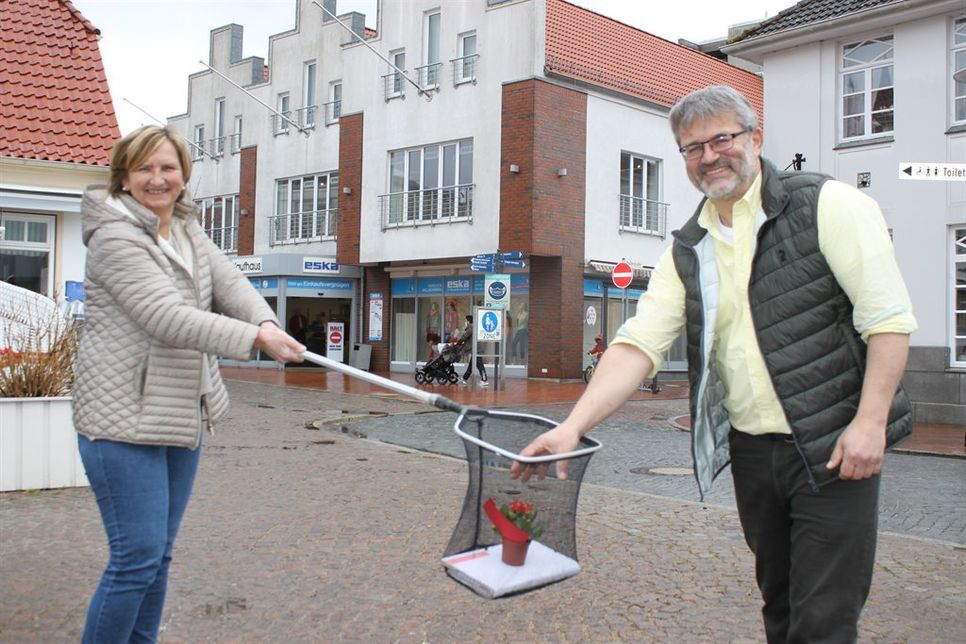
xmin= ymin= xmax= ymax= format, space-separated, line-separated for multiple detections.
xmin=469 ymin=253 xmax=495 ymax=272
xmin=612 ymin=261 xmax=633 ymax=289
xmin=899 ymin=162 xmax=966 ymax=181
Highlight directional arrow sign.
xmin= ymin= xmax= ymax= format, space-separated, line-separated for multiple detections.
xmin=899 ymin=162 xmax=966 ymax=181
xmin=471 ymin=253 xmax=496 ymax=261
xmin=469 ymin=257 xmax=495 ymax=272
xmin=499 ymin=251 xmax=523 ymax=260
xmin=501 ymin=259 xmax=526 ymax=268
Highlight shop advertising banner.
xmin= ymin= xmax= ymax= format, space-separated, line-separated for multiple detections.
xmin=368 ymin=293 xmax=383 ymax=342
xmin=327 ymin=322 xmax=345 ymax=363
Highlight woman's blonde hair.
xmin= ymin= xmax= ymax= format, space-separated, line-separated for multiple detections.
xmin=108 ymin=125 xmax=192 ymax=197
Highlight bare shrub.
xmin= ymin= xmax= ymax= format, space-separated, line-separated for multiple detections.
xmin=1 ymin=285 xmax=78 ymax=398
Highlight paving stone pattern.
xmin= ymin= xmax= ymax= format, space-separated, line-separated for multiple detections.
xmin=1 ymin=381 xmax=963 ymax=642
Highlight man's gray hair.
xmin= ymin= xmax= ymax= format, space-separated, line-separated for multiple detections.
xmin=668 ymin=85 xmax=759 ymax=144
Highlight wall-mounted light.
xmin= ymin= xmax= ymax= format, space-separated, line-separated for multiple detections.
xmin=239 ymin=208 xmax=249 ymax=216
xmin=509 ymin=164 xmax=520 ymax=173
xmin=342 ymin=186 xmax=352 ymax=194
xmin=557 ymin=168 xmax=568 ymax=177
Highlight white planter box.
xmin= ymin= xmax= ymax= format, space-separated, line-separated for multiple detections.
xmin=0 ymin=397 xmax=88 ymax=491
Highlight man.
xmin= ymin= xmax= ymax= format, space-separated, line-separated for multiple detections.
xmin=457 ymin=314 xmax=488 ymax=385
xmin=512 ymin=85 xmax=916 ymax=642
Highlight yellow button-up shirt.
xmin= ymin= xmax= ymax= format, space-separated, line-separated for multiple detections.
xmin=612 ymin=171 xmax=917 ymax=435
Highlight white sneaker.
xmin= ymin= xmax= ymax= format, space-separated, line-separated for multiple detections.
xmin=480 ymin=380 xmax=489 ymax=386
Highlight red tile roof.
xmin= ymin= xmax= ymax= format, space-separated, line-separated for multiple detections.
xmin=0 ymin=0 xmax=119 ymax=166
xmin=545 ymin=0 xmax=764 ymax=121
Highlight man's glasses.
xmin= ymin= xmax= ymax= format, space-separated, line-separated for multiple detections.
xmin=678 ymin=129 xmax=752 ymax=161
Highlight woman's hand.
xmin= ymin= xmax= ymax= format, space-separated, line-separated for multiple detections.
xmin=254 ymin=322 xmax=306 ymax=363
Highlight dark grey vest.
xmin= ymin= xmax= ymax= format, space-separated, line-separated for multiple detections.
xmin=672 ymin=158 xmax=912 ymax=490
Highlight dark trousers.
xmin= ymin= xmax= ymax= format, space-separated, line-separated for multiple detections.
xmin=462 ymin=356 xmax=487 ymax=381
xmin=729 ymin=430 xmax=880 ymax=644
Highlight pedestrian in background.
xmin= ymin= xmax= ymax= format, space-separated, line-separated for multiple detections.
xmin=73 ymin=125 xmax=306 ymax=643
xmin=457 ymin=314 xmax=488 ymax=385
xmin=513 ymin=85 xmax=916 ymax=643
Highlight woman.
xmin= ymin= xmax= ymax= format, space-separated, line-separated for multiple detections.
xmin=73 ymin=125 xmax=305 ymax=643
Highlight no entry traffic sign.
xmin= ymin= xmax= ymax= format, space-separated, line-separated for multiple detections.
xmin=612 ymin=261 xmax=633 ymax=289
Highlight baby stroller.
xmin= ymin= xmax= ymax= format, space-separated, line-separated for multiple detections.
xmin=415 ymin=341 xmax=462 ymax=384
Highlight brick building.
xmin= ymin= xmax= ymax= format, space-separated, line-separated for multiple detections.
xmin=170 ymin=0 xmax=761 ymax=378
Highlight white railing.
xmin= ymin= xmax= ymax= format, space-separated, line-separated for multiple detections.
xmin=269 ymin=209 xmax=338 ymax=245
xmin=415 ymin=62 xmax=442 ymax=91
xmin=324 ymin=99 xmax=342 ymax=125
xmin=294 ymin=105 xmax=317 ymax=129
xmin=379 ymin=184 xmax=474 ymax=230
xmin=450 ymin=54 xmax=479 ymax=85
xmin=207 ymin=225 xmax=238 ymax=253
xmin=618 ymin=194 xmax=668 ymax=238
xmin=382 ymin=71 xmax=407 ymax=101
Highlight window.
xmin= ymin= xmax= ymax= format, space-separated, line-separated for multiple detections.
xmin=213 ymin=98 xmax=225 ymax=156
xmin=272 ymin=171 xmax=339 ymax=245
xmin=953 ymin=17 xmax=966 ymax=124
xmin=195 ymin=195 xmax=239 ymax=253
xmin=276 ymin=93 xmax=291 ymax=135
xmin=382 ymin=139 xmax=473 ymax=227
xmin=419 ymin=11 xmax=441 ymax=90
xmin=619 ymin=152 xmax=666 ymax=237
xmin=455 ymin=32 xmax=478 ymax=84
xmin=326 ymin=81 xmax=342 ymax=125
xmin=193 ymin=125 xmax=205 ymax=161
xmin=303 ymin=61 xmax=317 ymax=127
xmin=385 ymin=50 xmax=406 ymax=100
xmin=0 ymin=212 xmax=54 ymax=296
xmin=230 ymin=115 xmax=243 ymax=153
xmin=840 ymin=35 xmax=894 ymax=140
xmin=952 ymin=228 xmax=966 ymax=367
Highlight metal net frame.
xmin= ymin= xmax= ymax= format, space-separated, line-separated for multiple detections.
xmin=444 ymin=408 xmax=601 ymax=561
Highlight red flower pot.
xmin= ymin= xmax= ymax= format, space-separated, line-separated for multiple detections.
xmin=501 ymin=537 xmax=531 ymax=566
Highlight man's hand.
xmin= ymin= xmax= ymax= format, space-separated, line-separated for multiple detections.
xmin=254 ymin=322 xmax=306 ymax=364
xmin=509 ymin=423 xmax=582 ymax=483
xmin=826 ymin=417 xmax=886 ymax=480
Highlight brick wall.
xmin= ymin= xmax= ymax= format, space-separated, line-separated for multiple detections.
xmin=337 ymin=112 xmax=363 ymax=265
xmin=500 ymin=79 xmax=586 ymax=378
xmin=237 ymin=145 xmax=257 ymax=256
xmin=364 ymin=265 xmax=391 ymax=372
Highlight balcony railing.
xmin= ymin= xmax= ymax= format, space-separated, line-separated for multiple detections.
xmin=228 ymin=132 xmax=242 ymax=154
xmin=450 ymin=54 xmax=479 ymax=85
xmin=272 ymin=111 xmax=293 ymax=135
xmin=415 ymin=62 xmax=442 ymax=91
xmin=269 ymin=209 xmax=338 ymax=246
xmin=294 ymin=105 xmax=317 ymax=129
xmin=323 ymin=99 xmax=342 ymax=125
xmin=207 ymin=225 xmax=238 ymax=253
xmin=379 ymin=184 xmax=474 ymax=230
xmin=382 ymin=71 xmax=407 ymax=101
xmin=619 ymin=194 xmax=668 ymax=238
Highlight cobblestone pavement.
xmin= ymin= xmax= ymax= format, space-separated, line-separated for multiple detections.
xmin=1 ymin=381 xmax=964 ymax=642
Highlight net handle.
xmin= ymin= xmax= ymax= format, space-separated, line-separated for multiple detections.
xmin=453 ymin=409 xmax=602 ymax=464
xmin=300 ymin=351 xmax=464 ymax=413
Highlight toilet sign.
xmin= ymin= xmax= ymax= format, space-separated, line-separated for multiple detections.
xmin=327 ymin=322 xmax=345 ymax=363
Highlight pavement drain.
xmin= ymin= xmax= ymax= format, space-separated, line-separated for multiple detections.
xmin=629 ymin=466 xmax=694 ymax=476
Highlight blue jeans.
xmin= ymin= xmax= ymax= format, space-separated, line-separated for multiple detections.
xmin=78 ymin=435 xmax=201 ymax=644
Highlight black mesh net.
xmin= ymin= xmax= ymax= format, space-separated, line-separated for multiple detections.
xmin=444 ymin=408 xmax=600 ymax=562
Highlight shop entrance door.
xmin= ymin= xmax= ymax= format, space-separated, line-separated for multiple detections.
xmin=286 ymin=296 xmax=351 ymax=366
